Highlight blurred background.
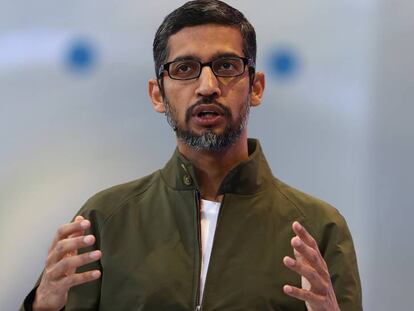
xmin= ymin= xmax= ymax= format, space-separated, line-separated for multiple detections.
xmin=1 ymin=0 xmax=413 ymax=310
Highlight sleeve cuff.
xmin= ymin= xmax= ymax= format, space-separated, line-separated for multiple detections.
xmin=21 ymin=286 xmax=38 ymax=311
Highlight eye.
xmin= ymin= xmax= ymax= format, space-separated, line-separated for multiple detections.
xmin=220 ymin=62 xmax=234 ymax=70
xmin=170 ymin=60 xmax=199 ymax=78
xmin=177 ymin=64 xmax=191 ymax=73
xmin=213 ymin=58 xmax=244 ymax=76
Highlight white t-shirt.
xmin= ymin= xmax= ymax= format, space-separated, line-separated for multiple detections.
xmin=199 ymin=199 xmax=221 ymax=301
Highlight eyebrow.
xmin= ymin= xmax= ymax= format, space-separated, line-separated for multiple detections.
xmin=170 ymin=52 xmax=244 ymax=63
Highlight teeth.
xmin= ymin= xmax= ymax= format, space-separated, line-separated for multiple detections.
xmin=199 ymin=111 xmax=218 ymax=117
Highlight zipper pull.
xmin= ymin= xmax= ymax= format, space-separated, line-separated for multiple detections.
xmin=195 ymin=306 xmax=202 ymax=311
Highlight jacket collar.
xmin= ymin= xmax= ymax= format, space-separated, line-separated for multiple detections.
xmin=160 ymin=138 xmax=274 ymax=195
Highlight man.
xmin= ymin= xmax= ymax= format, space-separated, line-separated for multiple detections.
xmin=22 ymin=1 xmax=362 ymax=310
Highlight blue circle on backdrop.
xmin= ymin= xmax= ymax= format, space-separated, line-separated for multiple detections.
xmin=65 ymin=38 xmax=97 ymax=73
xmin=268 ymin=48 xmax=299 ymax=79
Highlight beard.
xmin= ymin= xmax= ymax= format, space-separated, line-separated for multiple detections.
xmin=164 ymin=95 xmax=250 ymax=152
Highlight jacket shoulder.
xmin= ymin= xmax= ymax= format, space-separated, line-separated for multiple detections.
xmin=77 ymin=170 xmax=160 ymax=221
xmin=271 ymin=177 xmax=347 ymax=236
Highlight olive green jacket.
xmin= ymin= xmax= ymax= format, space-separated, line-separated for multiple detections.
xmin=23 ymin=139 xmax=362 ymax=310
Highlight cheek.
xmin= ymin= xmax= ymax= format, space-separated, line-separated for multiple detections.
xmin=227 ymin=86 xmax=251 ymax=109
xmin=222 ymin=78 xmax=251 ymax=100
xmin=164 ymin=90 xmax=193 ymax=122
xmin=164 ymin=82 xmax=195 ymax=105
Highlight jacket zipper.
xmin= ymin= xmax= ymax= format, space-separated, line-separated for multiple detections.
xmin=194 ymin=190 xmax=202 ymax=311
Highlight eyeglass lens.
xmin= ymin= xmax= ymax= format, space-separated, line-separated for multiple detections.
xmin=169 ymin=58 xmax=245 ymax=80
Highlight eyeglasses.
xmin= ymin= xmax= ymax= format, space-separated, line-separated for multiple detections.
xmin=158 ymin=56 xmax=255 ymax=80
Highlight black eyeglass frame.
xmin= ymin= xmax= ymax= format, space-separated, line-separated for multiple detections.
xmin=158 ymin=56 xmax=256 ymax=80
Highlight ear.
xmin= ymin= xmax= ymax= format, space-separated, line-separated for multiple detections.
xmin=148 ymin=79 xmax=165 ymax=113
xmin=250 ymin=72 xmax=265 ymax=107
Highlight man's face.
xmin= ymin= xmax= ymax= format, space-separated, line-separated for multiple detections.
xmin=160 ymin=24 xmax=253 ymax=151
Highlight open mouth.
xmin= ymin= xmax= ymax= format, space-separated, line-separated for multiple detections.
xmin=191 ymin=104 xmax=225 ymax=126
xmin=192 ymin=104 xmax=224 ymax=117
xmin=197 ymin=111 xmax=220 ymax=118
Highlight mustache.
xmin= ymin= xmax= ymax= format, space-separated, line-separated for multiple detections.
xmin=185 ymin=96 xmax=231 ymax=123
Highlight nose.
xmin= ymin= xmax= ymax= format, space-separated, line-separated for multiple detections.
xmin=195 ymin=66 xmax=221 ymax=97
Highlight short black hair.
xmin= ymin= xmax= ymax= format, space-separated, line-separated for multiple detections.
xmin=153 ymin=0 xmax=257 ymax=81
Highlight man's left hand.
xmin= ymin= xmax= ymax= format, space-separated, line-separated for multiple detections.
xmin=282 ymin=221 xmax=340 ymax=311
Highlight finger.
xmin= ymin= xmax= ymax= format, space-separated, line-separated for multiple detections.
xmin=64 ymin=270 xmax=101 ymax=289
xmin=292 ymin=221 xmax=318 ymax=250
xmin=48 ymin=250 xmax=102 ymax=279
xmin=68 ymin=216 xmax=86 ymax=238
xmin=283 ymin=284 xmax=322 ymax=304
xmin=65 ymin=231 xmax=86 ymax=258
xmin=46 ymin=235 xmax=96 ymax=265
xmin=291 ymin=236 xmax=329 ymax=277
xmin=74 ymin=215 xmax=85 ymax=222
xmin=50 ymin=219 xmax=91 ymax=249
xmin=66 ymin=217 xmax=88 ymax=256
xmin=69 ymin=216 xmax=86 ymax=239
xmin=283 ymin=256 xmax=328 ymax=294
xmin=291 ymin=236 xmax=319 ymax=265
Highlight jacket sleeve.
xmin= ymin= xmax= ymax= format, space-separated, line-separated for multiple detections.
xmin=19 ymin=284 xmax=39 ymax=311
xmin=318 ymin=213 xmax=363 ymax=311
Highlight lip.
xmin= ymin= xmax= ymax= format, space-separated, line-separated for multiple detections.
xmin=192 ymin=104 xmax=225 ymax=117
xmin=193 ymin=114 xmax=224 ymax=127
xmin=191 ymin=104 xmax=225 ymax=127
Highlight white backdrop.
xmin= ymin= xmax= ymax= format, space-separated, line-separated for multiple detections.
xmin=1 ymin=1 xmax=413 ymax=310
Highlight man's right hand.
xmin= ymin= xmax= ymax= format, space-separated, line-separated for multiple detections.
xmin=33 ymin=216 xmax=102 ymax=311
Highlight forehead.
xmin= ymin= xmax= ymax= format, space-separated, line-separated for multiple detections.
xmin=166 ymin=24 xmax=244 ymax=61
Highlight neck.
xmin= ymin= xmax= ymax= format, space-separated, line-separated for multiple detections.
xmin=177 ymin=133 xmax=249 ymax=202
